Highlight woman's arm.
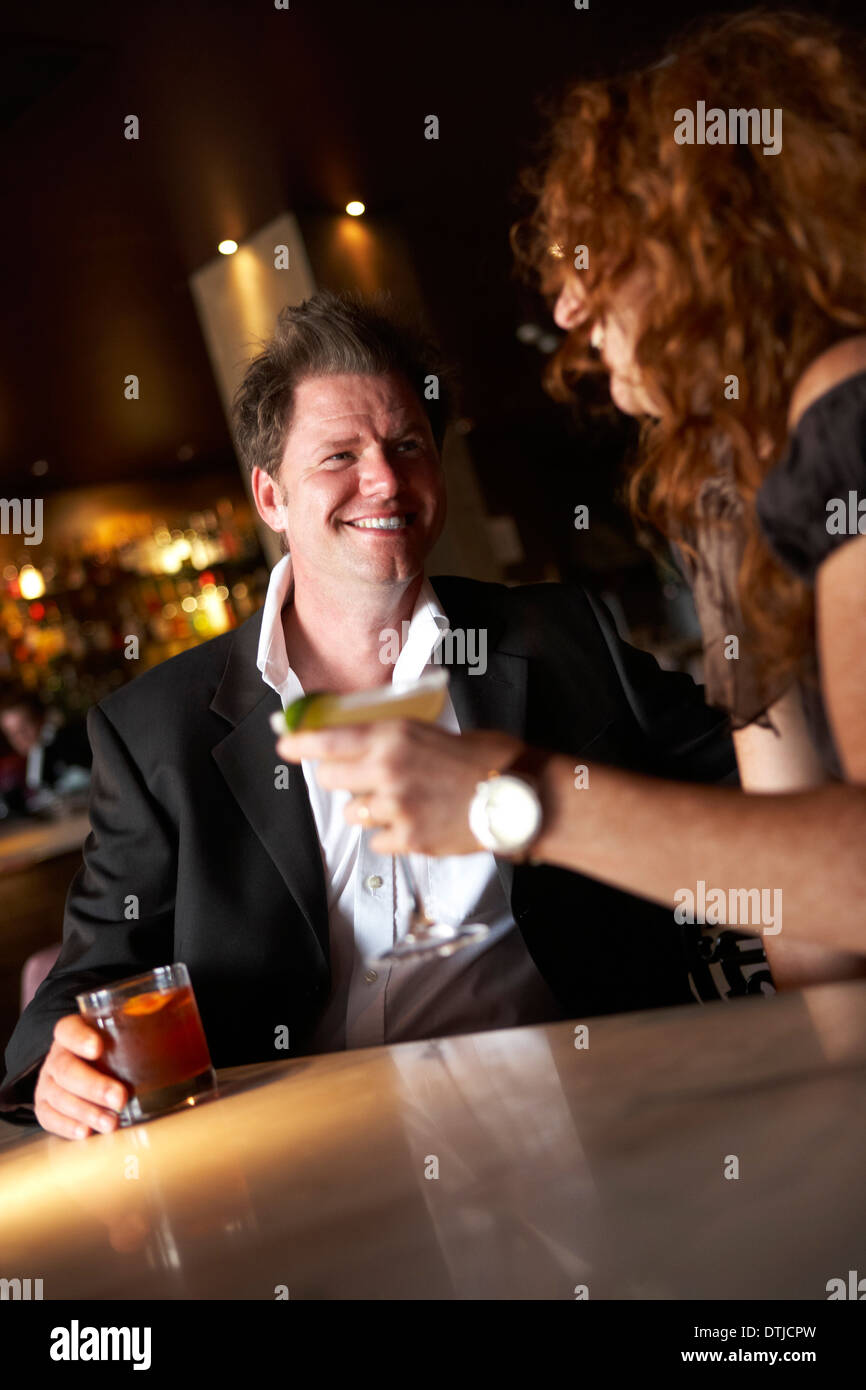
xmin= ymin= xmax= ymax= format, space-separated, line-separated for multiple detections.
xmin=731 ymin=687 xmax=866 ymax=985
xmin=277 ymin=709 xmax=866 ymax=957
xmin=531 ymin=754 xmax=866 ymax=954
xmin=732 ymin=686 xmax=826 ymax=793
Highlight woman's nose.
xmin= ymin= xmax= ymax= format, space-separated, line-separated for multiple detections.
xmin=553 ymin=279 xmax=586 ymax=331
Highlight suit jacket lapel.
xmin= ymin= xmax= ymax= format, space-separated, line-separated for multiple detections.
xmin=209 ymin=610 xmax=329 ymax=966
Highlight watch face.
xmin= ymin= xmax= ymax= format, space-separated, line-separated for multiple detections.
xmin=486 ymin=776 xmax=542 ymax=850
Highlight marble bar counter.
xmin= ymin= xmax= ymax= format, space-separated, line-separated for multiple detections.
xmin=0 ymin=978 xmax=864 ymax=1300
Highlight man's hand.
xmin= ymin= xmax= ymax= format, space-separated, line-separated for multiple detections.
xmin=275 ymin=719 xmax=523 ymax=855
xmin=33 ymin=1016 xmax=128 ymax=1140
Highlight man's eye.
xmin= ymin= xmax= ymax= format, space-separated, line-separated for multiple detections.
xmin=324 ymin=452 xmax=354 ymax=464
xmin=396 ymin=438 xmax=421 ymax=452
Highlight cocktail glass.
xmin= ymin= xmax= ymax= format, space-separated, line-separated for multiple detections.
xmin=76 ymin=963 xmax=217 ymax=1126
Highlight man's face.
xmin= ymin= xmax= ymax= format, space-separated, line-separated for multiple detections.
xmin=267 ymin=372 xmax=446 ymax=590
xmin=0 ymin=707 xmax=42 ymax=756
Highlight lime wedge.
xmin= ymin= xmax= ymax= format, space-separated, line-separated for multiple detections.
xmin=282 ymin=693 xmax=327 ymax=731
xmin=274 ymin=671 xmax=449 ymax=732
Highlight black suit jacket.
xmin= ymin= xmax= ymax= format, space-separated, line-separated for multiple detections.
xmin=0 ymin=577 xmax=735 ymax=1121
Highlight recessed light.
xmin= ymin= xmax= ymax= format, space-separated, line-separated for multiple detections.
xmin=218 ymin=239 xmax=238 ymax=255
xmin=345 ymin=201 xmax=365 ymax=217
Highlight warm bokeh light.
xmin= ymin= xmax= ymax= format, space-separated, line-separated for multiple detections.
xmin=333 ymin=216 xmax=379 ymax=295
xmin=218 ymin=239 xmax=239 ymax=255
xmin=159 ymin=546 xmax=183 ymax=575
xmin=345 ymin=201 xmax=365 ymax=217
xmin=201 ymin=591 xmax=230 ymax=633
xmin=18 ymin=565 xmax=45 ymax=600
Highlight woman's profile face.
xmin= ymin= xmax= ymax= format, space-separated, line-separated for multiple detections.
xmin=553 ymin=270 xmax=661 ymax=417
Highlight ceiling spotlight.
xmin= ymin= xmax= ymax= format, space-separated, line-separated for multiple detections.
xmin=516 ymin=323 xmax=541 ymax=344
xmin=537 ymin=333 xmax=561 ymax=354
xmin=345 ymin=201 xmax=365 ymax=217
xmin=218 ymin=239 xmax=238 ymax=255
xmin=31 ymin=459 xmax=49 ymax=476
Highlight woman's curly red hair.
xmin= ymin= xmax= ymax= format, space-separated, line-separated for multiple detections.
xmin=515 ymin=7 xmax=866 ymax=689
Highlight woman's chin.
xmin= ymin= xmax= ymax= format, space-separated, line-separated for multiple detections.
xmin=610 ymin=374 xmax=662 ymax=419
xmin=609 ymin=375 xmax=642 ymax=417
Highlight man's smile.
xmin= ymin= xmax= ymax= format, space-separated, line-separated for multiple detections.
xmin=342 ymin=512 xmax=416 ymax=531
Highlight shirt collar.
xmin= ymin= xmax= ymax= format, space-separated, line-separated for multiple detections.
xmin=255 ymin=553 xmax=295 ymax=694
xmin=256 ymin=554 xmax=451 ymax=700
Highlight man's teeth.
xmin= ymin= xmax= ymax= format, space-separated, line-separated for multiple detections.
xmin=348 ymin=516 xmax=409 ymax=529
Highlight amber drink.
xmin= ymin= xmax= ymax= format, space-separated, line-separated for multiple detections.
xmin=76 ymin=963 xmax=216 ymax=1125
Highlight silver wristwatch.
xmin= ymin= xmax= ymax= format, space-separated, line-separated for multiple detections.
xmin=468 ymin=749 xmax=548 ymax=858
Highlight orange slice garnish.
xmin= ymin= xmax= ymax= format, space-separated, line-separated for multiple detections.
xmin=123 ymin=991 xmax=172 ymax=1016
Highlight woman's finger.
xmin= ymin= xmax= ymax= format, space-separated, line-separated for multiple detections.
xmin=343 ymin=792 xmax=399 ymax=827
xmin=313 ymin=758 xmax=387 ymax=793
xmin=276 ymin=725 xmax=376 ymax=762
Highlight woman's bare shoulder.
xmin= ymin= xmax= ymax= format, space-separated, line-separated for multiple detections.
xmin=788 ymin=335 xmax=866 ymax=431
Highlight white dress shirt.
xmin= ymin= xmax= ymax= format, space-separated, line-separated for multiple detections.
xmin=256 ymin=555 xmax=563 ymax=1052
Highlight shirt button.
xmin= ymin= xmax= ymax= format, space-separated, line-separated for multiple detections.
xmin=364 ymin=969 xmax=378 ymax=984
xmin=365 ymin=875 xmax=383 ymax=891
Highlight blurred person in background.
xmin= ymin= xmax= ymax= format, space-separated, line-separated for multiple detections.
xmin=0 ymin=685 xmax=91 ymax=816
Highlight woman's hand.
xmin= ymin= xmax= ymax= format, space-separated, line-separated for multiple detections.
xmin=275 ymin=720 xmax=523 ymax=855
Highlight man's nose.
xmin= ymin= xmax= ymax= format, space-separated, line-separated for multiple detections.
xmin=553 ymin=279 xmax=587 ymax=331
xmin=357 ymin=446 xmax=402 ymax=494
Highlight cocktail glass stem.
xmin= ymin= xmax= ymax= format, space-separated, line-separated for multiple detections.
xmin=370 ymin=852 xmax=491 ymax=963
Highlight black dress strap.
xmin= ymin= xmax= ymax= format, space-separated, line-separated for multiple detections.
xmin=756 ymin=368 xmax=866 ymax=582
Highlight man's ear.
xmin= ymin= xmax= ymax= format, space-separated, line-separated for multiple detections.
xmin=251 ymin=464 xmax=289 ymax=533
